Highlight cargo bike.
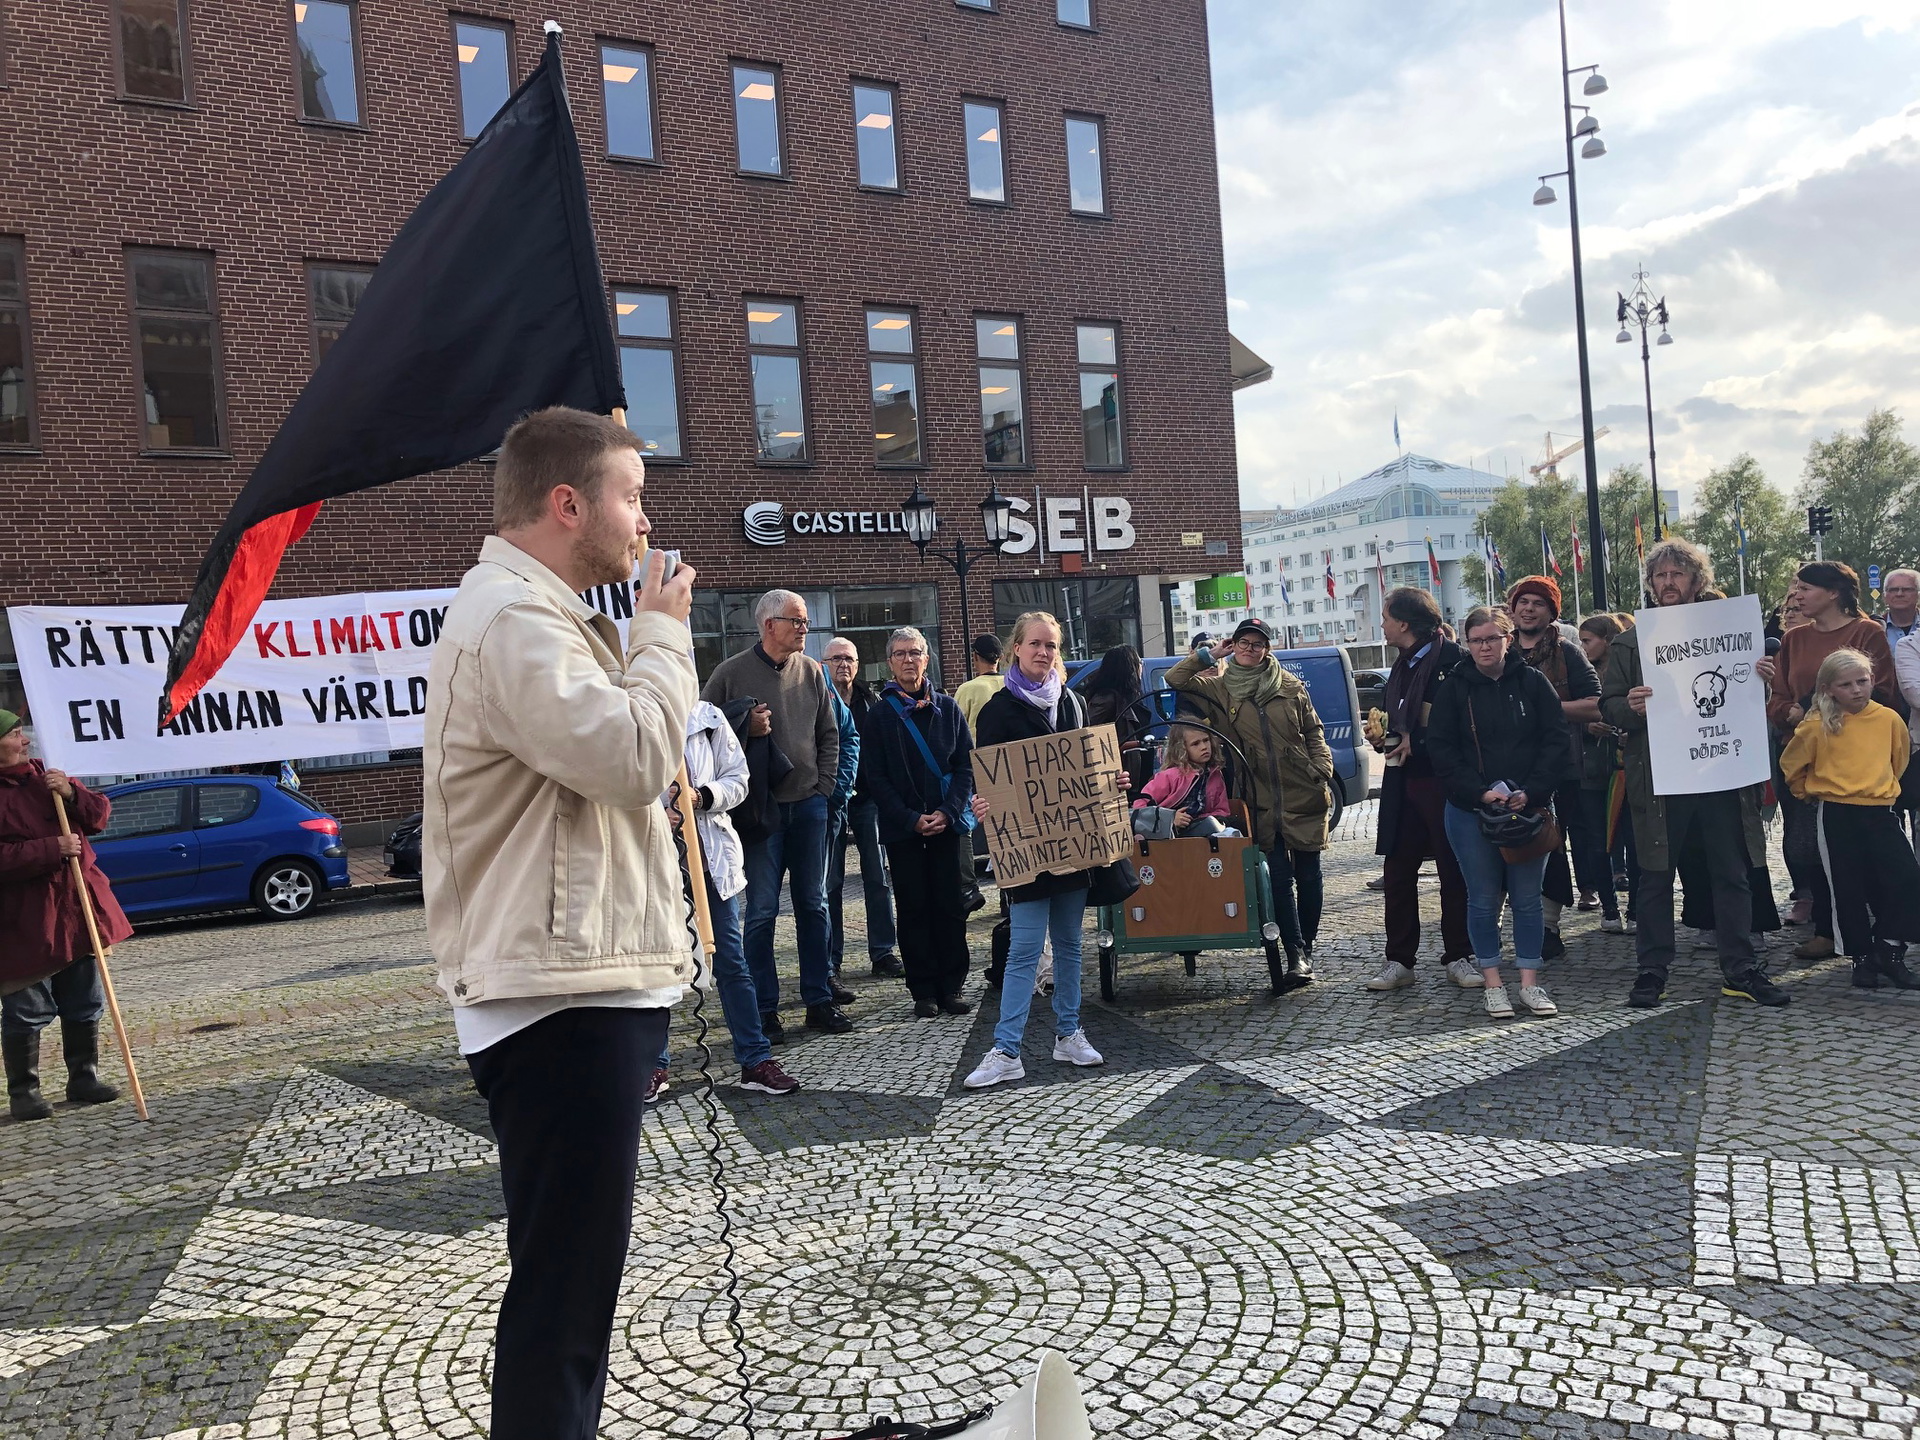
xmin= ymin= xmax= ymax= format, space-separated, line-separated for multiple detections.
xmin=1092 ymin=709 xmax=1292 ymax=1001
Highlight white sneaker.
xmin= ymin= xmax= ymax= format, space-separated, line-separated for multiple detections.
xmin=1518 ymin=983 xmax=1558 ymax=1016
xmin=1052 ymin=1030 xmax=1104 ymax=1067
xmin=1365 ymin=961 xmax=1416 ymax=991
xmin=1484 ymin=984 xmax=1515 ymax=1019
xmin=963 ymin=1049 xmax=1026 ymax=1089
xmin=1445 ymin=958 xmax=1485 ymax=989
xmin=1600 ymin=915 xmax=1626 ymax=934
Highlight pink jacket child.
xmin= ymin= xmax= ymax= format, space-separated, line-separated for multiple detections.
xmin=1133 ymin=727 xmax=1232 ymax=835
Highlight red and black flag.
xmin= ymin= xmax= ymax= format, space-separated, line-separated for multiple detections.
xmin=160 ymin=28 xmax=622 ymax=725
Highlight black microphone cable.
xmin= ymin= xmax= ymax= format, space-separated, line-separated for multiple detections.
xmin=670 ymin=800 xmax=759 ymax=1440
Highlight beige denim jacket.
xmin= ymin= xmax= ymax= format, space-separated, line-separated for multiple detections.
xmin=424 ymin=537 xmax=698 ymax=1003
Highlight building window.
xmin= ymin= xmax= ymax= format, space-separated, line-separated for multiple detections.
xmin=1064 ymin=114 xmax=1106 ymax=214
xmin=453 ymin=18 xmax=512 ymax=139
xmin=745 ymin=298 xmax=806 ymax=462
xmin=127 ymin=247 xmax=222 ymax=451
xmin=956 ymin=0 xmax=996 ymax=9
xmin=1076 ymin=321 xmax=1123 ymax=467
xmin=0 ymin=239 xmax=35 ymax=449
xmin=293 ymin=0 xmax=360 ymax=124
xmin=1260 ymin=559 xmax=1272 ymax=573
xmin=996 ymin=577 xmax=1138 ymax=662
xmin=1342 ymin=546 xmax=1355 ymax=560
xmin=600 ymin=43 xmax=656 ymax=161
xmin=852 ymin=82 xmax=901 ymax=191
xmin=306 ymin=264 xmax=371 ymax=365
xmin=128 ymin=248 xmax=224 ymax=452
xmin=1057 ymin=0 xmax=1094 ymax=26
xmin=964 ymin=99 xmax=1007 ymax=203
xmin=732 ymin=63 xmax=784 ymax=176
xmin=975 ymin=314 xmax=1025 ymax=466
xmin=695 ymin=585 xmax=940 ymax=686
xmin=615 ymin=288 xmax=683 ymax=460
xmin=116 ymin=0 xmax=190 ymax=103
xmin=866 ymin=308 xmax=921 ymax=466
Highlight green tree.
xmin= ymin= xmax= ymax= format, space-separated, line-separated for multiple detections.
xmin=1592 ymin=462 xmax=1662 ymax=613
xmin=1797 ymin=408 xmax=1920 ymax=584
xmin=1462 ymin=470 xmax=1648 ymax=614
xmin=1689 ymin=454 xmax=1799 ymax=609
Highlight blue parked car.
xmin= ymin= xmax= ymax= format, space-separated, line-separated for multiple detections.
xmin=1068 ymin=647 xmax=1367 ymax=829
xmin=90 ymin=777 xmax=352 ymax=920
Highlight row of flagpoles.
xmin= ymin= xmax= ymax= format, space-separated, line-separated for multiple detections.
xmin=1477 ymin=512 xmax=1655 ymax=607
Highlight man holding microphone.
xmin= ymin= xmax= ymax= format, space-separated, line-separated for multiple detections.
xmin=424 ymin=406 xmax=697 ymax=1440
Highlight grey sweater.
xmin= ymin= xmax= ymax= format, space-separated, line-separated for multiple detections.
xmin=701 ymin=644 xmax=839 ymax=803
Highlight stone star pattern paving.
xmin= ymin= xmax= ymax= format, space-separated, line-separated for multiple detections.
xmin=2 ymin=809 xmax=1917 ymax=1439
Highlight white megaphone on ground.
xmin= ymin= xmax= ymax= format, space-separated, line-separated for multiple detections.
xmin=835 ymin=1350 xmax=1094 ymax=1440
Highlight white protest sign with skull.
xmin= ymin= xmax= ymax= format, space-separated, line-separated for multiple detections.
xmin=1633 ymin=592 xmax=1770 ymax=796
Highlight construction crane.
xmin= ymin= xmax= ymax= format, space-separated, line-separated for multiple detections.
xmin=1529 ymin=427 xmax=1610 ymax=479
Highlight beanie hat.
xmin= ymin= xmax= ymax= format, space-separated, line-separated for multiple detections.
xmin=0 ymin=709 xmax=19 ymax=738
xmin=1505 ymin=575 xmax=1561 ymax=619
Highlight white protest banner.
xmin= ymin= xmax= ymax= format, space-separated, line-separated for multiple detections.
xmin=971 ymin=723 xmax=1132 ymax=889
xmin=1634 ymin=592 xmax=1770 ymax=796
xmin=9 ymin=589 xmax=458 ymax=775
xmin=7 ymin=558 xmax=665 ymax=777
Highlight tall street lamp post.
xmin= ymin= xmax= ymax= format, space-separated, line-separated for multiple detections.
xmin=1532 ymin=0 xmax=1610 ymax=609
xmin=1616 ymin=267 xmax=1673 ymax=540
xmin=901 ymin=480 xmax=1016 ymax=675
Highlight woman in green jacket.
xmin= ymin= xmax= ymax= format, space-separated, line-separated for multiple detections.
xmin=1166 ymin=618 xmax=1335 ymax=988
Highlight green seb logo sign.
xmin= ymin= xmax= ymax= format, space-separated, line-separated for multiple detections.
xmin=1194 ymin=575 xmax=1248 ymax=609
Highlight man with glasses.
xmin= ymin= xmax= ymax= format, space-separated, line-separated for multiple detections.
xmin=823 ymin=637 xmax=903 ymax=979
xmin=703 ymin=591 xmax=855 ymax=1034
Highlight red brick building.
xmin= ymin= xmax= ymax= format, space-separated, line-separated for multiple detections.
xmin=0 ymin=0 xmax=1244 ymax=826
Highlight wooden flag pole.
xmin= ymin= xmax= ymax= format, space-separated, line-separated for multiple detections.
xmin=49 ymin=792 xmax=150 ymax=1121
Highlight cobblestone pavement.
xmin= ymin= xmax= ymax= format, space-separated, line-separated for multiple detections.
xmin=2 ymin=805 xmax=1917 ymax=1440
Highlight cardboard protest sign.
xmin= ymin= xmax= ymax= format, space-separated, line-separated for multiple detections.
xmin=972 ymin=723 xmax=1132 ymax=889
xmin=1634 ymin=593 xmax=1770 ymax=796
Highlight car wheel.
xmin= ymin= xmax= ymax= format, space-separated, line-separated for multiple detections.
xmin=1327 ymin=784 xmax=1346 ymax=834
xmin=253 ymin=859 xmax=322 ymax=919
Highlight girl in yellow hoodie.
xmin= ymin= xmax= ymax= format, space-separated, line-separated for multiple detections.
xmin=1781 ymin=648 xmax=1920 ymax=990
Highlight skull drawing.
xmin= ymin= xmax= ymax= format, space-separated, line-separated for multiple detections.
xmin=1692 ymin=667 xmax=1728 ymax=719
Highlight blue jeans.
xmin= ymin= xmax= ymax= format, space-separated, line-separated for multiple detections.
xmin=657 ymin=881 xmax=768 ymax=1072
xmin=828 ymin=800 xmax=897 ymax=969
xmin=1 ymin=953 xmax=106 ymax=1035
xmin=993 ymin=888 xmax=1089 ymax=1055
xmin=744 ymin=793 xmax=833 ymax=1010
xmin=1442 ymin=802 xmax=1548 ymax=967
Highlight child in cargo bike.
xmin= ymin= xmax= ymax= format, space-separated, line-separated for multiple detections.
xmin=1131 ymin=725 xmax=1238 ymax=838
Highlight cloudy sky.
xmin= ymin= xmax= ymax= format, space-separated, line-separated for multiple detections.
xmin=1210 ymin=0 xmax=1920 ymax=514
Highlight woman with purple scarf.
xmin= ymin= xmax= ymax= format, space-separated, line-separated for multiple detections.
xmin=962 ymin=612 xmax=1106 ymax=1089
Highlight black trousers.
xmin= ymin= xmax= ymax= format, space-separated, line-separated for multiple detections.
xmin=467 ymin=1005 xmax=670 ymax=1440
xmin=1816 ymin=800 xmax=1920 ymax=957
xmin=886 ymin=830 xmax=973 ymax=1002
xmin=1383 ymin=774 xmax=1472 ymax=967
xmin=1633 ymin=791 xmax=1757 ymax=985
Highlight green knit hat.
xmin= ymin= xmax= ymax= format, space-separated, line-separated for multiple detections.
xmin=0 ymin=709 xmax=19 ymax=738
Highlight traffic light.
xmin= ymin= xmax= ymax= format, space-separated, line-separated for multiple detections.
xmin=1807 ymin=505 xmax=1834 ymax=538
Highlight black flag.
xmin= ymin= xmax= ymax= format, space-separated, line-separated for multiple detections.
xmin=162 ymin=29 xmax=622 ymax=724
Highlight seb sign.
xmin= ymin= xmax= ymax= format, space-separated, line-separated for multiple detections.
xmin=742 ymin=493 xmax=1135 ymax=552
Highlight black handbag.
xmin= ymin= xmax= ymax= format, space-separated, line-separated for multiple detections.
xmin=1086 ymin=856 xmax=1141 ymax=906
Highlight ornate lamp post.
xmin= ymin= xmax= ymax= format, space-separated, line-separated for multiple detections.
xmin=901 ymin=480 xmax=1015 ymax=673
xmin=1616 ymin=267 xmax=1673 ymax=539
